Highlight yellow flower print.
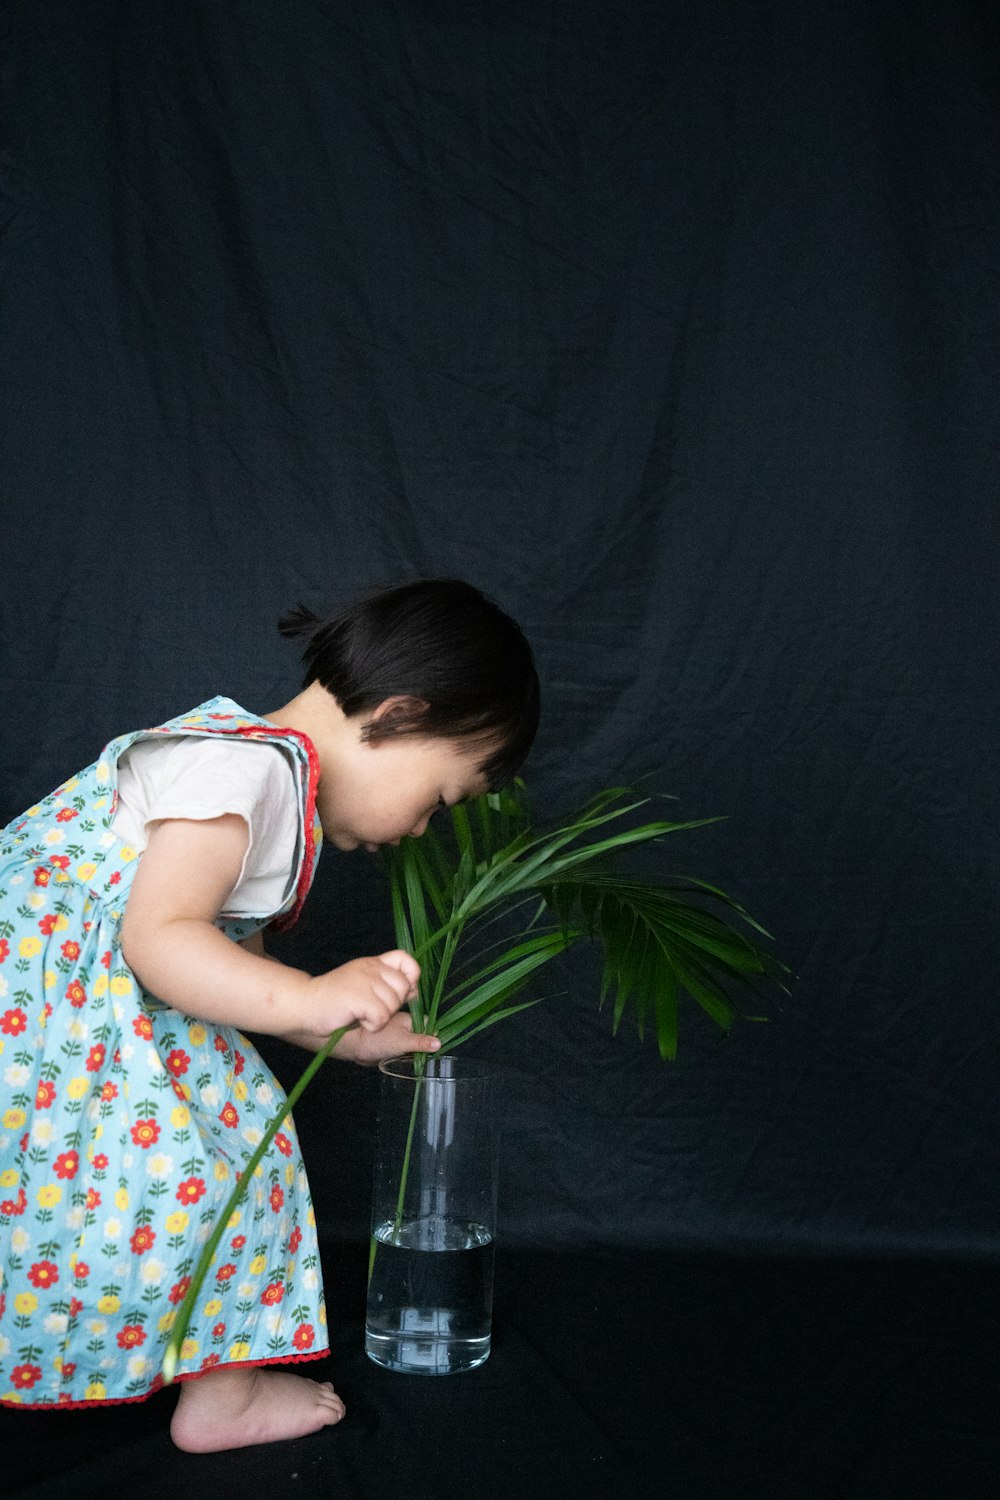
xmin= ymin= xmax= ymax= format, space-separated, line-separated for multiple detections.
xmin=165 ymin=1211 xmax=189 ymax=1234
xmin=44 ymin=969 xmax=57 ymax=991
xmin=95 ymin=762 xmax=110 ymax=782
xmin=115 ymin=1187 xmax=129 ymax=1211
xmin=26 ymin=804 xmax=41 ymax=816
xmin=170 ymin=1105 xmax=191 ymax=1129
xmin=203 ymin=1298 xmax=222 ymax=1319
xmin=319 ymin=1303 xmax=327 ymax=1327
xmin=284 ymin=1163 xmax=295 ymax=1188
xmin=66 ymin=1076 xmax=89 ymax=1100
xmin=234 ymin=1079 xmax=248 ymax=1103
xmin=75 ymin=862 xmax=98 ymax=881
xmin=14 ymin=1292 xmax=39 ymax=1316
xmin=92 ymin=975 xmax=108 ymax=997
xmin=188 ymin=1023 xmax=207 ymax=1047
xmin=93 ymin=796 xmax=107 ymax=810
xmin=36 ymin=1184 xmax=61 ymax=1208
xmin=2 ymin=1108 xmax=26 ymax=1131
xmin=62 ymin=777 xmax=80 ymax=794
xmin=17 ymin=936 xmax=42 ymax=959
xmin=180 ymin=1337 xmax=199 ymax=1360
xmin=306 ymin=1207 xmax=316 ymax=1228
xmin=228 ymin=1341 xmax=251 ymax=1361
xmin=110 ymin=975 xmax=133 ymax=996
xmin=248 ymin=1254 xmax=266 ymax=1276
xmin=84 ymin=1382 xmax=107 ymax=1400
xmin=158 ymin=1310 xmax=177 ymax=1334
xmin=214 ymin=1160 xmax=231 ymax=1182
xmin=118 ymin=845 xmax=137 ymax=863
xmin=97 ymin=1294 xmax=120 ymax=1315
xmin=226 ymin=1207 xmax=242 ymax=1230
xmin=0 ymin=1168 xmax=18 ymax=1188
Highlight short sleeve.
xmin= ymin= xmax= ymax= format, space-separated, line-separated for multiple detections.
xmin=113 ymin=736 xmax=302 ymax=917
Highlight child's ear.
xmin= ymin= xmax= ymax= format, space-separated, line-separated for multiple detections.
xmin=365 ymin=696 xmax=430 ymax=737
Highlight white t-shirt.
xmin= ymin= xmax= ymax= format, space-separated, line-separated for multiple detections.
xmin=112 ymin=735 xmax=301 ymax=917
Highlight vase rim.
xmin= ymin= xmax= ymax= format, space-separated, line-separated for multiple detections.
xmin=378 ymin=1055 xmax=498 ymax=1082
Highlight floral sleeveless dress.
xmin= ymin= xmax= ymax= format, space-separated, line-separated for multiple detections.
xmin=0 ymin=698 xmax=328 ymax=1407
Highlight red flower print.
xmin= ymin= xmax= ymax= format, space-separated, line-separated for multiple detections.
xmin=108 ymin=870 xmax=121 ymax=886
xmin=61 ymin=940 xmax=81 ymax=960
xmin=116 ymin=1324 xmax=146 ymax=1349
xmin=269 ymin=1185 xmax=284 ymax=1213
xmin=33 ymin=867 xmax=51 ymax=887
xmin=165 ymin=1049 xmax=190 ymax=1078
xmin=214 ymin=1035 xmax=229 ymax=1053
xmin=1 ymin=1008 xmax=27 ymax=1036
xmin=275 ymin=1132 xmax=292 ymax=1157
xmin=85 ymin=1188 xmax=101 ymax=1210
xmin=11 ymin=1364 xmax=42 ymax=1389
xmin=100 ymin=1081 xmax=118 ymax=1102
xmin=231 ymin=1234 xmax=246 ymax=1251
xmin=233 ymin=1051 xmax=245 ymax=1076
xmin=132 ymin=1015 xmax=153 ymax=1040
xmin=66 ymin=980 xmax=87 ymax=1007
xmin=288 ymin=1226 xmax=302 ymax=1255
xmin=38 ymin=914 xmax=60 ymax=935
xmin=130 ymin=1117 xmax=160 ymax=1149
xmin=176 ymin=1176 xmax=206 ymax=1204
xmin=61 ymin=1363 xmax=77 ymax=1381
xmin=212 ymin=1322 xmax=226 ymax=1337
xmin=171 ymin=1080 xmax=189 ymax=1101
xmin=0 ymin=938 xmax=8 ymax=963
xmin=93 ymin=1153 xmax=109 ymax=1171
xmin=292 ymin=1324 xmax=315 ymax=1351
xmin=260 ymin=1282 xmax=284 ymax=1306
xmin=215 ymin=1264 xmax=236 ymax=1282
xmin=53 ymin=1151 xmax=79 ymax=1180
xmin=219 ymin=1103 xmax=239 ymax=1129
xmin=49 ymin=855 xmax=70 ymax=870
xmin=27 ymin=1260 xmax=59 ymax=1289
xmin=101 ymin=950 xmax=112 ymax=968
xmin=55 ymin=807 xmax=79 ymax=822
xmin=1 ymin=1188 xmax=27 ymax=1216
xmin=69 ymin=1297 xmax=84 ymax=1317
xmin=201 ymin=1353 xmax=221 ymax=1369
xmin=73 ymin=1261 xmax=90 ymax=1280
xmin=168 ymin=1277 xmax=191 ymax=1305
xmin=35 ymin=1079 xmax=57 ymax=1109
xmin=85 ymin=1043 xmax=106 ymax=1072
xmin=130 ymin=1225 xmax=156 ymax=1255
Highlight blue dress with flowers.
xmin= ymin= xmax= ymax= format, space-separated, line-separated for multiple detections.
xmin=0 ymin=698 xmax=329 ymax=1407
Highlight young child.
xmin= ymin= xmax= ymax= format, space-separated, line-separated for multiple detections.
xmin=0 ymin=579 xmax=539 ymax=1451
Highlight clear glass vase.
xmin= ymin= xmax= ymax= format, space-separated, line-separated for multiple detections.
xmin=365 ymin=1055 xmax=501 ymax=1375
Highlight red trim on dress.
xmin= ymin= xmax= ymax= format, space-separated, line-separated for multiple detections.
xmin=0 ymin=1345 xmax=331 ymax=1411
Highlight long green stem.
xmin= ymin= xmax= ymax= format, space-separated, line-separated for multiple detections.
xmin=161 ymin=1022 xmax=353 ymax=1384
xmin=367 ymin=1055 xmax=426 ymax=1286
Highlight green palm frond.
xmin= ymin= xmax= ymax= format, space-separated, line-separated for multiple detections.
xmin=384 ymin=783 xmax=789 ymax=1062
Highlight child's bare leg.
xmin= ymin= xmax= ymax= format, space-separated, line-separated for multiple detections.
xmin=169 ymin=1362 xmax=345 ymax=1452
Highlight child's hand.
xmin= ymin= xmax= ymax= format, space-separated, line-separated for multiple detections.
xmin=331 ymin=1009 xmax=441 ymax=1066
xmin=284 ymin=950 xmax=423 ymax=1053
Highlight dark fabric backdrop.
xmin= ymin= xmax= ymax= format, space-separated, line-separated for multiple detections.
xmin=2 ymin=1 xmax=997 ymax=1257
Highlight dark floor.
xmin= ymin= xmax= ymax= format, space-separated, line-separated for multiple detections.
xmin=3 ymin=1242 xmax=998 ymax=1500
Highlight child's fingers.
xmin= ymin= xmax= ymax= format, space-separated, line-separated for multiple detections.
xmin=378 ymin=948 xmax=421 ymax=990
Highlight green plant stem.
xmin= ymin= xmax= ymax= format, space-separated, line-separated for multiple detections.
xmin=367 ymin=1055 xmax=427 ymax=1287
xmin=161 ymin=1022 xmax=353 ymax=1385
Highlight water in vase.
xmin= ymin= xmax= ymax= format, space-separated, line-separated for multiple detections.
xmin=365 ymin=1215 xmax=494 ymax=1374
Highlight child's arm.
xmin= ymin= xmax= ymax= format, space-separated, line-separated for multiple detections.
xmin=120 ymin=814 xmax=429 ymax=1055
xmin=238 ymin=926 xmax=432 ymax=1065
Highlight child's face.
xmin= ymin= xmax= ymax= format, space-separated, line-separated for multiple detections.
xmin=317 ymin=732 xmax=492 ymax=853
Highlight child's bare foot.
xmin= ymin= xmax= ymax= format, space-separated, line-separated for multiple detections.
xmin=169 ymin=1363 xmax=345 ymax=1452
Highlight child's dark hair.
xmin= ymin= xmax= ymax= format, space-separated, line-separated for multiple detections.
xmin=278 ymin=579 xmax=539 ymax=788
